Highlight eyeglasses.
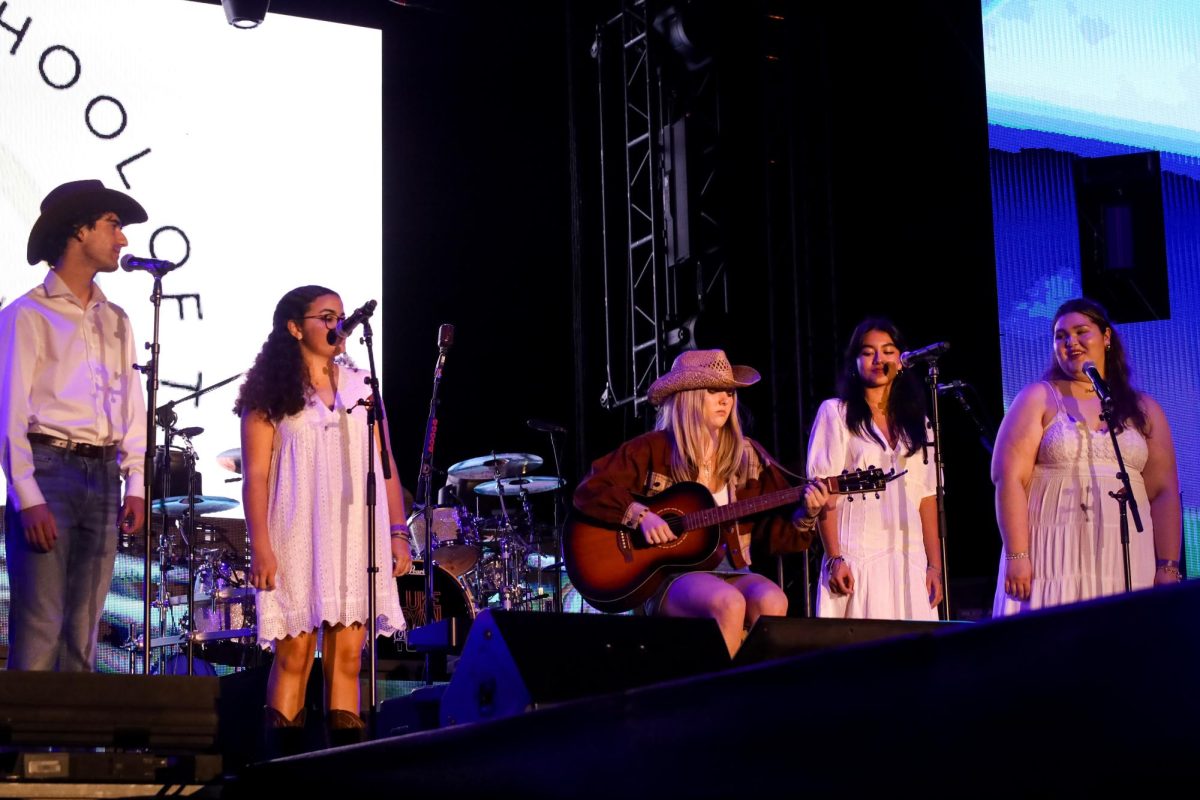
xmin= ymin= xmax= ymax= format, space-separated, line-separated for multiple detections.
xmin=301 ymin=313 xmax=346 ymax=330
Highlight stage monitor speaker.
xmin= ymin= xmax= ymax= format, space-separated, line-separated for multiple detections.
xmin=0 ymin=671 xmax=219 ymax=751
xmin=439 ymin=609 xmax=729 ymax=726
xmin=734 ymin=615 xmax=969 ymax=666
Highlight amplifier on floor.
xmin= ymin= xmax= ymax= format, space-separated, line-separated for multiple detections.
xmin=439 ymin=609 xmax=729 ymax=726
xmin=734 ymin=615 xmax=970 ymax=666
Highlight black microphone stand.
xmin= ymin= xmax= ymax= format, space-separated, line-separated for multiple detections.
xmin=923 ymin=359 xmax=952 ymax=620
xmin=411 ymin=325 xmax=454 ymax=686
xmin=938 ymin=382 xmax=995 ymax=455
xmin=133 ymin=275 xmax=166 ymax=676
xmin=1101 ymin=398 xmax=1143 ymax=591
xmin=543 ymin=428 xmax=566 ymax=613
xmin=345 ymin=314 xmax=390 ymax=728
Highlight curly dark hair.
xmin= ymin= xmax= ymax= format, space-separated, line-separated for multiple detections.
xmin=233 ymin=285 xmax=337 ymax=422
xmin=1043 ymin=297 xmax=1148 ymax=436
xmin=39 ymin=210 xmax=109 ymax=266
xmin=837 ymin=317 xmax=929 ymax=457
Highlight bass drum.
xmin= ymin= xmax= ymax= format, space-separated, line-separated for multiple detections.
xmin=152 ymin=653 xmax=217 ymax=676
xmin=396 ymin=561 xmax=476 ymax=653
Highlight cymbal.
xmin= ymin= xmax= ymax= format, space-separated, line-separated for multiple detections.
xmin=152 ymin=495 xmax=241 ymax=516
xmin=474 ymin=476 xmax=564 ymax=496
xmin=216 ymin=447 xmax=242 ymax=475
xmin=448 ymin=453 xmax=543 ymax=481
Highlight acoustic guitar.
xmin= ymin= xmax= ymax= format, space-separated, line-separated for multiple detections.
xmin=564 ymin=468 xmax=890 ymax=613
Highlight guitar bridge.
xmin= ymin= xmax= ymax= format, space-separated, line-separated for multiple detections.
xmin=617 ymin=529 xmax=635 ymax=563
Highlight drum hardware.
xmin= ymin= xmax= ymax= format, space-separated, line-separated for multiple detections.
xmin=407 ymin=505 xmax=479 ymax=577
xmin=447 ymin=452 xmax=544 ymax=482
xmin=216 ymin=447 xmax=242 ymax=475
xmin=151 ymin=495 xmax=240 ymax=516
xmin=473 ymin=476 xmax=564 ymax=496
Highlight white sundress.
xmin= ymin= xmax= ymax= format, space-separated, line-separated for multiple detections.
xmin=992 ymin=381 xmax=1154 ymax=616
xmin=255 ymin=368 xmax=405 ymax=646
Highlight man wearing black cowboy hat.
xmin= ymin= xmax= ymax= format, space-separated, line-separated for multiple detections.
xmin=0 ymin=179 xmax=149 ymax=671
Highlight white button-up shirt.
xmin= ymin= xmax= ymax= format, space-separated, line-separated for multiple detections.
xmin=0 ymin=270 xmax=147 ymax=510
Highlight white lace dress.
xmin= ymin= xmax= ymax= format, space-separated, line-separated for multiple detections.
xmin=992 ymin=382 xmax=1155 ymax=616
xmin=807 ymin=399 xmax=938 ymax=621
xmin=255 ymin=368 xmax=405 ymax=646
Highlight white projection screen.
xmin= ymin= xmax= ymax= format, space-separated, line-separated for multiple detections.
xmin=0 ymin=0 xmax=382 ymax=671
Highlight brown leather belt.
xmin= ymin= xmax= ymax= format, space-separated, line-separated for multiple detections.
xmin=28 ymin=432 xmax=118 ymax=460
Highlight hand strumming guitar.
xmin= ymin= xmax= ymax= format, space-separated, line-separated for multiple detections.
xmin=640 ymin=512 xmax=677 ymax=545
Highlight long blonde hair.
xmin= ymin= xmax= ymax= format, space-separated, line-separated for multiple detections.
xmin=656 ymin=388 xmax=748 ymax=485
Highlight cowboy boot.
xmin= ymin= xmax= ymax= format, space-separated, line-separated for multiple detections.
xmin=326 ymin=709 xmax=367 ymax=748
xmin=262 ymin=705 xmax=308 ymax=759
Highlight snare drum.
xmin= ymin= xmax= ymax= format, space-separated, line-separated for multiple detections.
xmin=396 ymin=562 xmax=476 ymax=650
xmin=408 ymin=507 xmax=479 ymax=576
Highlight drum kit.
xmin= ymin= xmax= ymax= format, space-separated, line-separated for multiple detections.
xmin=123 ymin=441 xmax=253 ymax=675
xmin=129 ymin=441 xmax=576 ymax=672
xmin=399 ymin=451 xmax=569 ymax=643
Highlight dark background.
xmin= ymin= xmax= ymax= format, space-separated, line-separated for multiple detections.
xmin=197 ymin=0 xmax=1004 ymax=616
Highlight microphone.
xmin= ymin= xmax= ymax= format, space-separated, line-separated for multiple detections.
xmin=120 ymin=254 xmax=179 ymax=275
xmin=1081 ymin=361 xmax=1113 ymax=405
xmin=438 ymin=323 xmax=454 ymax=350
xmin=527 ymin=418 xmax=567 ymax=434
xmin=900 ymin=341 xmax=950 ymax=369
xmin=935 ymin=380 xmax=969 ymax=395
xmin=326 ymin=299 xmax=377 ymax=345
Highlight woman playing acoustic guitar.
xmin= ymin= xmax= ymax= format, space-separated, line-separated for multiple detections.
xmin=572 ymin=349 xmax=828 ymax=657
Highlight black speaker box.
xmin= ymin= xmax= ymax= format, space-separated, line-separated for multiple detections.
xmin=439 ymin=609 xmax=729 ymax=726
xmin=0 ymin=671 xmax=218 ymax=751
xmin=734 ymin=615 xmax=969 ymax=666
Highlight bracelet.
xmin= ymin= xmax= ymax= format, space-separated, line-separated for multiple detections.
xmin=1155 ymin=559 xmax=1180 ymax=569
xmin=1004 ymin=551 xmax=1029 ymax=561
xmin=1157 ymin=564 xmax=1182 ymax=580
xmin=926 ymin=564 xmax=942 ymax=576
xmin=827 ymin=554 xmax=846 ymax=568
xmin=795 ymin=513 xmax=818 ymax=531
xmin=390 ymin=524 xmax=412 ymax=541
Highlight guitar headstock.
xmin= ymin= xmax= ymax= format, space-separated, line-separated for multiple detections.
xmin=828 ymin=466 xmax=889 ymax=495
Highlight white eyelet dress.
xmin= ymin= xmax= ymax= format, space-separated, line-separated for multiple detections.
xmin=255 ymin=367 xmax=405 ymax=647
xmin=991 ymin=381 xmax=1155 ymax=616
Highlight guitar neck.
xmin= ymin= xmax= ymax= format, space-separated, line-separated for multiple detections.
xmin=676 ymin=476 xmax=840 ymax=532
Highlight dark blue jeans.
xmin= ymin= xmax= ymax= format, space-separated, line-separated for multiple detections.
xmin=4 ymin=442 xmax=120 ymax=671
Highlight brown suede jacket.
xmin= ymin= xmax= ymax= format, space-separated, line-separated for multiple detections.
xmin=572 ymin=430 xmax=814 ymax=569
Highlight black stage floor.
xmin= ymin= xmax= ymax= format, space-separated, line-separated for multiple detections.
xmin=2 ymin=580 xmax=1196 ymax=797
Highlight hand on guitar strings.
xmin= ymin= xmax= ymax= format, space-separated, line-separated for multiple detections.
xmin=640 ymin=511 xmax=677 ymax=545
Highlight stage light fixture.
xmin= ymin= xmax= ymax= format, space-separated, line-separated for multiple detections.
xmin=221 ymin=0 xmax=271 ymax=29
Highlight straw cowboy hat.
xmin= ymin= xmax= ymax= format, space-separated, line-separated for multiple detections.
xmin=647 ymin=348 xmax=761 ymax=406
xmin=26 ymin=179 xmax=147 ymax=265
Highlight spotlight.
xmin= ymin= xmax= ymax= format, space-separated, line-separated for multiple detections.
xmin=221 ymin=0 xmax=271 ymax=29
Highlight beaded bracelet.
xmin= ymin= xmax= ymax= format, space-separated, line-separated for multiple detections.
xmin=827 ymin=554 xmax=846 ymax=569
xmin=1157 ymin=564 xmax=1182 ymax=581
xmin=390 ymin=523 xmax=412 ymax=541
xmin=1004 ymin=551 xmax=1029 ymax=561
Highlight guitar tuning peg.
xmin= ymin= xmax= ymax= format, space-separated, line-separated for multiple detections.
xmin=874 ymin=492 xmax=881 ymax=500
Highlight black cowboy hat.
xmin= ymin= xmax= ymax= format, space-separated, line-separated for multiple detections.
xmin=26 ymin=179 xmax=148 ymax=265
